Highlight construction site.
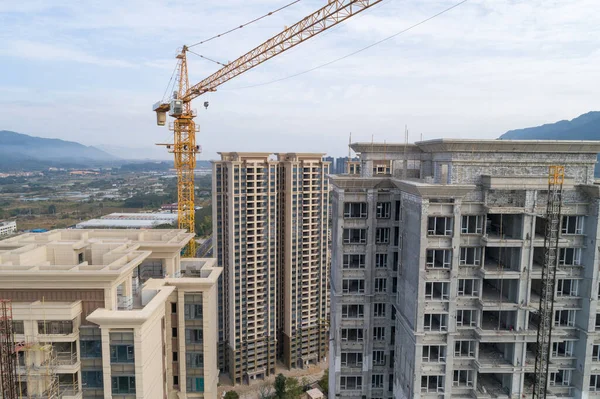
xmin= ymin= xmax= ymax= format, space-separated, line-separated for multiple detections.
xmin=328 ymin=139 xmax=600 ymax=399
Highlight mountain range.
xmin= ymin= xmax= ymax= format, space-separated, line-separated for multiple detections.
xmin=499 ymin=111 xmax=600 ymax=176
xmin=0 ymin=130 xmax=118 ymax=171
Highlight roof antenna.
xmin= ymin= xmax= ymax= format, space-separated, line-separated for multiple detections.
xmin=403 ymin=125 xmax=408 ymax=179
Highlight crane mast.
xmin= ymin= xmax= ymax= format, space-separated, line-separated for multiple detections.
xmin=533 ymin=165 xmax=564 ymax=399
xmin=154 ymin=0 xmax=384 ymax=256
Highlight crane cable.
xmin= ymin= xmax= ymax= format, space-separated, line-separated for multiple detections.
xmin=187 ymin=49 xmax=228 ymax=67
xmin=187 ymin=0 xmax=303 ymax=48
xmin=225 ymin=0 xmax=469 ymax=90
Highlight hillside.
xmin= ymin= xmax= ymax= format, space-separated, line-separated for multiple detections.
xmin=0 ymin=130 xmax=118 ymax=171
xmin=499 ymin=112 xmax=600 ymax=176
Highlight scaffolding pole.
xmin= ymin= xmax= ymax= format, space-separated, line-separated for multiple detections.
xmin=533 ymin=165 xmax=564 ymax=399
xmin=0 ymin=300 xmax=18 ymax=399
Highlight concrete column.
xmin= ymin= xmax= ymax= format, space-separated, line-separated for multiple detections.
xmin=124 ymin=275 xmax=133 ymax=298
xmin=165 ymin=256 xmax=176 ymax=278
xmin=133 ymin=327 xmax=144 ymax=399
xmin=100 ymin=328 xmax=112 ymax=399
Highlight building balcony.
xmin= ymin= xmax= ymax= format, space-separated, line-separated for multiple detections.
xmin=475 ymin=344 xmax=513 ymax=372
xmin=475 ymin=373 xmax=511 ymax=399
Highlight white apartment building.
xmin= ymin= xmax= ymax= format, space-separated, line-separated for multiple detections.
xmin=0 ymin=220 xmax=17 ymax=236
xmin=0 ymin=229 xmax=221 ymax=399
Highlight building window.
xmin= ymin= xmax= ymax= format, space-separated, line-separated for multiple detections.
xmin=426 ymin=249 xmax=451 ymax=269
xmin=343 ymin=254 xmax=365 ymax=269
xmin=374 ymin=278 xmax=387 ymax=293
xmin=455 ymin=340 xmax=476 ymax=357
xmin=556 ymin=279 xmax=579 ymax=297
xmin=375 ymin=253 xmax=388 ymax=268
xmin=172 ymin=327 xmax=178 ymax=338
xmin=424 ymin=314 xmax=447 ymax=332
xmin=373 ymin=350 xmax=385 ymax=365
xmin=459 ymin=247 xmax=481 ymax=266
xmin=372 ymin=374 xmax=384 ymax=389
xmin=342 ymin=305 xmax=364 ymax=319
xmin=185 ymin=328 xmax=203 ymax=344
xmin=111 ymin=376 xmax=136 ymax=394
xmin=453 ymin=370 xmax=474 ymax=387
xmin=456 ymin=309 xmax=477 ymax=327
xmin=37 ymin=320 xmax=73 ymax=335
xmin=341 ymin=352 xmax=363 ymax=366
xmin=343 ymin=279 xmax=365 ymax=294
xmin=82 ymin=370 xmax=103 ymax=389
xmin=376 ymin=228 xmax=390 ymax=244
xmin=422 ymin=345 xmax=446 ymax=362
xmin=425 ymin=282 xmax=449 ymax=300
xmin=173 ymin=376 xmax=179 ymax=386
xmin=340 ymin=376 xmax=362 ymax=390
xmin=184 ymin=304 xmax=203 ymax=320
xmin=186 ymin=377 xmax=205 ymax=393
xmin=593 ymin=345 xmax=600 ymax=362
xmin=373 ymin=327 xmax=385 ymax=341
xmin=173 ymin=351 xmax=178 ymax=362
xmin=562 ymin=216 xmax=584 ymax=234
xmin=559 ymin=248 xmax=581 ymax=266
xmin=186 ymin=352 xmax=204 ymax=369
xmin=421 ymin=375 xmax=444 ymax=393
xmin=344 ymin=202 xmax=367 ymax=218
xmin=376 ymin=202 xmax=391 ymax=219
xmin=461 ymin=215 xmax=483 ymax=234
xmin=171 ymin=303 xmax=177 ymax=313
xmin=554 ymin=310 xmax=576 ymax=327
xmin=374 ymin=303 xmax=386 ymax=317
xmin=428 ymin=216 xmax=453 ymax=236
xmin=341 ymin=328 xmax=363 ymax=342
xmin=550 ymin=370 xmax=571 ymax=386
xmin=343 ymin=229 xmax=367 ymax=244
xmin=457 ymin=279 xmax=479 ymax=297
xmin=80 ymin=340 xmax=102 ymax=358
xmin=552 ymin=341 xmax=574 ymax=357
xmin=110 ymin=345 xmax=134 ymax=363
xmin=12 ymin=321 xmax=24 ymax=335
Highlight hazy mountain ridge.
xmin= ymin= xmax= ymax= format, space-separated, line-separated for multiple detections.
xmin=499 ymin=112 xmax=600 ymax=176
xmin=0 ymin=130 xmax=118 ymax=171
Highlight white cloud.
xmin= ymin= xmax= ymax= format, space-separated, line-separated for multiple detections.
xmin=0 ymin=0 xmax=599 ymax=158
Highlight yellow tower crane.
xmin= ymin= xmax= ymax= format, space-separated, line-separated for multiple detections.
xmin=154 ymin=0 xmax=384 ymax=256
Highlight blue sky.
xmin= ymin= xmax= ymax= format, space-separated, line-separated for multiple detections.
xmin=0 ymin=0 xmax=598 ymax=160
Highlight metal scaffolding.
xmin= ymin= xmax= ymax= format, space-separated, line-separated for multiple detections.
xmin=533 ymin=165 xmax=564 ymax=399
xmin=0 ymin=300 xmax=18 ymax=399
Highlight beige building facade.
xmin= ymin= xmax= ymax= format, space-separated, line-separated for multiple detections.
xmin=213 ymin=152 xmax=329 ymax=385
xmin=0 ymin=229 xmax=221 ymax=399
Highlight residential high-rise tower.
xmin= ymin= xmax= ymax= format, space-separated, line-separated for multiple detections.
xmin=213 ymin=152 xmax=329 ymax=385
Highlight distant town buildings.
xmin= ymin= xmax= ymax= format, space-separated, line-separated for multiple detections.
xmin=0 ymin=220 xmax=17 ymax=236
xmin=75 ymin=212 xmax=178 ymax=229
xmin=321 ymin=156 xmax=360 ymax=175
xmin=0 ymin=229 xmax=222 ymax=398
xmin=213 ymin=152 xmax=330 ymax=385
xmin=329 ymin=139 xmax=600 ymax=399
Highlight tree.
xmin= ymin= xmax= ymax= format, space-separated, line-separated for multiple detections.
xmin=318 ymin=369 xmax=329 ymax=396
xmin=284 ymin=377 xmax=303 ymax=399
xmin=48 ymin=204 xmax=57 ymax=214
xmin=224 ymin=391 xmax=239 ymax=399
xmin=258 ymin=382 xmax=273 ymax=399
xmin=274 ymin=374 xmax=287 ymax=399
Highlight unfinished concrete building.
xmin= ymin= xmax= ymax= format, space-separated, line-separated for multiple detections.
xmin=213 ymin=152 xmax=329 ymax=385
xmin=329 ymin=139 xmax=600 ymax=399
xmin=0 ymin=229 xmax=222 ymax=399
